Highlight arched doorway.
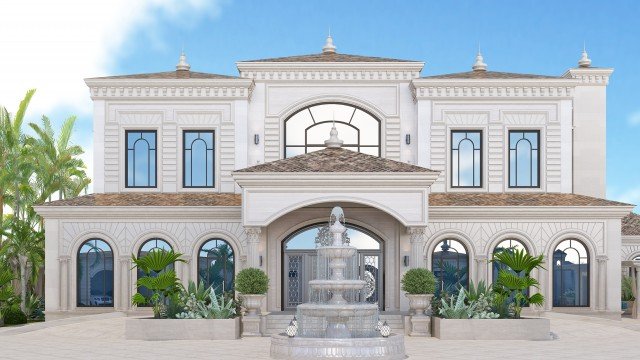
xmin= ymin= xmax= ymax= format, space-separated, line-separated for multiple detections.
xmin=282 ymin=223 xmax=384 ymax=311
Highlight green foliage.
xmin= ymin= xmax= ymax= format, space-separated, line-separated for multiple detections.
xmin=3 ymin=306 xmax=27 ymax=325
xmin=235 ymin=268 xmax=269 ymax=294
xmin=491 ymin=248 xmax=545 ymax=318
xmin=464 ymin=280 xmax=489 ymax=302
xmin=130 ymin=250 xmax=185 ymax=318
xmin=401 ymin=268 xmax=436 ymax=294
xmin=622 ymin=276 xmax=635 ymax=301
xmin=439 ymin=289 xmax=475 ymax=319
xmin=25 ymin=294 xmax=44 ymax=320
xmin=176 ymin=287 xmax=236 ymax=319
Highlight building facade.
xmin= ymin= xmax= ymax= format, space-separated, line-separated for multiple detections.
xmin=36 ymin=37 xmax=636 ymax=320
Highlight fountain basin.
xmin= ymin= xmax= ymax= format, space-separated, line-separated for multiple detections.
xmin=270 ymin=333 xmax=405 ymax=360
xmin=308 ymin=279 xmax=366 ymax=291
xmin=297 ymin=303 xmax=378 ymax=318
xmin=316 ymin=246 xmax=357 ymax=258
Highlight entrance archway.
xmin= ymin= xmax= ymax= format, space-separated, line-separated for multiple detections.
xmin=281 ymin=223 xmax=384 ymax=311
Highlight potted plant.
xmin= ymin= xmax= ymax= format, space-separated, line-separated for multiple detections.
xmin=622 ymin=275 xmax=635 ymax=315
xmin=401 ymin=268 xmax=436 ymax=316
xmin=130 ymin=249 xmax=186 ymax=318
xmin=235 ymin=267 xmax=269 ymax=317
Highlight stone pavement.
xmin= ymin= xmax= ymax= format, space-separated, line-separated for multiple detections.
xmin=1 ymin=312 xmax=639 ymax=359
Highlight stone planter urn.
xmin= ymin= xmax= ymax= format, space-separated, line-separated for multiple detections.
xmin=406 ymin=294 xmax=433 ymax=316
xmin=241 ymin=294 xmax=265 ymax=317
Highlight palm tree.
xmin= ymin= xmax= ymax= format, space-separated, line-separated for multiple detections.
xmin=131 ymin=250 xmax=186 ymax=318
xmin=0 ymin=216 xmax=44 ymax=312
xmin=28 ymin=115 xmax=91 ymax=204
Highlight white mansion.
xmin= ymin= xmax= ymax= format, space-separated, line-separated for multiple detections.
xmin=36 ymin=36 xmax=640 ymax=322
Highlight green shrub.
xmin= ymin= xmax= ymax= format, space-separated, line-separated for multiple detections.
xmin=401 ymin=268 xmax=436 ymax=294
xmin=3 ymin=306 xmax=27 ymax=325
xmin=622 ymin=276 xmax=635 ymax=301
xmin=235 ymin=268 xmax=269 ymax=294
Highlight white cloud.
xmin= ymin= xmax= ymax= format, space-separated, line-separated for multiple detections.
xmin=629 ymin=111 xmax=640 ymax=127
xmin=0 ymin=0 xmax=223 ymax=116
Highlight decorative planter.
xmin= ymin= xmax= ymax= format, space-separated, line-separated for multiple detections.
xmin=125 ymin=317 xmax=240 ymax=340
xmin=622 ymin=300 xmax=635 ymax=315
xmin=406 ymin=294 xmax=433 ymax=316
xmin=432 ymin=317 xmax=551 ymax=340
xmin=241 ymin=294 xmax=265 ymax=317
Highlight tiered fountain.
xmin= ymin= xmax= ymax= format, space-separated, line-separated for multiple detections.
xmin=270 ymin=206 xmax=405 ymax=359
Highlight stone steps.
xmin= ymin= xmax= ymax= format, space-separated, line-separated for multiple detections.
xmin=263 ymin=312 xmax=406 ymax=336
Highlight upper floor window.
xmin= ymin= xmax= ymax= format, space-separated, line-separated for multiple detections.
xmin=284 ymin=103 xmax=380 ymax=158
xmin=509 ymin=130 xmax=540 ymax=188
xmin=183 ymin=130 xmax=215 ymax=188
xmin=451 ymin=130 xmax=482 ymax=188
xmin=126 ymin=130 xmax=156 ymax=188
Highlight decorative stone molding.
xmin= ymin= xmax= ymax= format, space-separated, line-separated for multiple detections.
xmin=410 ymin=80 xmax=577 ymax=100
xmin=238 ymin=69 xmax=421 ymax=82
xmin=245 ymin=227 xmax=262 ymax=268
xmin=85 ymin=79 xmax=254 ymax=100
xmin=408 ymin=227 xmax=427 ymax=269
xmin=562 ymin=68 xmax=613 ymax=86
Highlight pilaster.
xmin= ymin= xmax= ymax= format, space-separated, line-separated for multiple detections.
xmin=245 ymin=227 xmax=263 ymax=269
xmin=407 ymin=227 xmax=427 ymax=269
xmin=596 ymin=255 xmax=608 ymax=311
xmin=58 ymin=256 xmax=71 ymax=311
xmin=119 ymin=256 xmax=132 ymax=311
xmin=475 ymin=255 xmax=489 ymax=285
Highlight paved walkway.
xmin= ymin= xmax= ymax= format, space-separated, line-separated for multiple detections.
xmin=1 ymin=312 xmax=639 ymax=359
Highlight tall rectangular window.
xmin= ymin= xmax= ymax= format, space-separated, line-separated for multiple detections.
xmin=509 ymin=130 xmax=540 ymax=188
xmin=451 ymin=130 xmax=482 ymax=188
xmin=183 ymin=130 xmax=215 ymax=188
xmin=126 ymin=130 xmax=157 ymax=188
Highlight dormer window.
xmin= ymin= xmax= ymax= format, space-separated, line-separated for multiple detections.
xmin=126 ymin=130 xmax=157 ymax=188
xmin=284 ymin=103 xmax=380 ymax=158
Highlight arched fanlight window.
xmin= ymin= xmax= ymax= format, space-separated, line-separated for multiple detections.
xmin=509 ymin=130 xmax=540 ymax=188
xmin=492 ymin=239 xmax=528 ymax=282
xmin=198 ymin=239 xmax=235 ymax=294
xmin=284 ymin=103 xmax=381 ymax=158
xmin=432 ymin=239 xmax=469 ymax=294
xmin=451 ymin=131 xmax=482 ymax=188
xmin=126 ymin=130 xmax=157 ymax=188
xmin=77 ymin=239 xmax=114 ymax=307
xmin=553 ymin=239 xmax=590 ymax=307
xmin=137 ymin=238 xmax=173 ymax=301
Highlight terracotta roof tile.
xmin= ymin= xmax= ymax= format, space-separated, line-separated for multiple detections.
xmin=39 ymin=193 xmax=241 ymax=207
xmin=623 ymin=213 xmax=640 ymax=236
xmin=429 ymin=193 xmax=632 ymax=207
xmin=241 ymin=53 xmax=418 ymax=63
xmin=234 ymin=147 xmax=437 ymax=173
xmin=87 ymin=71 xmax=240 ymax=80
xmin=421 ymin=71 xmax=560 ymax=80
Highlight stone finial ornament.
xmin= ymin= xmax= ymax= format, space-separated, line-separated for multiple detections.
xmin=472 ymin=46 xmax=487 ymax=71
xmin=578 ymin=43 xmax=592 ymax=68
xmin=176 ymin=51 xmax=191 ymax=71
xmin=323 ymin=34 xmax=337 ymax=53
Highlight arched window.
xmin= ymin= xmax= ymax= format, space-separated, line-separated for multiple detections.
xmin=451 ymin=131 xmax=482 ymax=188
xmin=432 ymin=239 xmax=469 ymax=294
xmin=492 ymin=239 xmax=528 ymax=282
xmin=126 ymin=130 xmax=157 ymax=188
xmin=77 ymin=239 xmax=114 ymax=307
xmin=553 ymin=239 xmax=589 ymax=307
xmin=183 ymin=130 xmax=215 ymax=188
xmin=137 ymin=238 xmax=173 ymax=301
xmin=509 ymin=130 xmax=540 ymax=188
xmin=198 ymin=239 xmax=235 ymax=293
xmin=284 ymin=103 xmax=381 ymax=158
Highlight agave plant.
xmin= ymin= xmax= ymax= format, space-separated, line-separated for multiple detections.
xmin=176 ymin=287 xmax=236 ymax=319
xmin=131 ymin=250 xmax=185 ymax=318
xmin=439 ymin=289 xmax=476 ymax=319
xmin=492 ymin=248 xmax=545 ymax=318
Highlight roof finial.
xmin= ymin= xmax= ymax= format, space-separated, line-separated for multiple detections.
xmin=324 ymin=113 xmax=343 ymax=148
xmin=578 ymin=42 xmax=592 ymax=68
xmin=176 ymin=49 xmax=191 ymax=71
xmin=323 ymin=32 xmax=337 ymax=54
xmin=472 ymin=44 xmax=487 ymax=71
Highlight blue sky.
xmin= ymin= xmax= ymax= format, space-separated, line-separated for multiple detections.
xmin=2 ymin=0 xmax=639 ymax=210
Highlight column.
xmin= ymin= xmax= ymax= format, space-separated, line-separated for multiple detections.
xmin=119 ymin=256 xmax=131 ymax=311
xmin=407 ymin=227 xmax=427 ymax=269
xmin=245 ymin=227 xmax=262 ymax=268
xmin=475 ymin=255 xmax=488 ymax=285
xmin=180 ymin=255 xmax=192 ymax=287
xmin=596 ymin=255 xmax=608 ymax=311
xmin=58 ymin=256 xmax=70 ymax=311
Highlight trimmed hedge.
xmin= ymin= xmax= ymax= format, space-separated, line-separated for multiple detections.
xmin=401 ymin=268 xmax=436 ymax=294
xmin=235 ymin=268 xmax=269 ymax=294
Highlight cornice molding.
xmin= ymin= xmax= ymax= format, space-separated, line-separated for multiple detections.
xmin=33 ymin=205 xmax=242 ymax=220
xmin=236 ymin=62 xmax=423 ymax=82
xmin=410 ymin=78 xmax=578 ymax=100
xmin=232 ymin=172 xmax=441 ymax=188
xmin=84 ymin=78 xmax=255 ymax=100
xmin=562 ymin=68 xmax=614 ymax=86
xmin=428 ymin=205 xmax=635 ymax=220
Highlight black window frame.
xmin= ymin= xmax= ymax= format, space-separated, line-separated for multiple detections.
xmin=431 ymin=239 xmax=470 ymax=294
xmin=198 ymin=238 xmax=235 ymax=293
xmin=182 ymin=130 xmax=215 ymax=189
xmin=450 ymin=130 xmax=483 ymax=188
xmin=125 ymin=130 xmax=157 ymax=188
xmin=77 ymin=238 xmax=114 ymax=307
xmin=552 ymin=239 xmax=590 ymax=308
xmin=508 ymin=130 xmax=541 ymax=188
xmin=283 ymin=102 xmax=382 ymax=158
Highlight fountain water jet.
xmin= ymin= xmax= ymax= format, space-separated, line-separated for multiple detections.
xmin=270 ymin=206 xmax=405 ymax=359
